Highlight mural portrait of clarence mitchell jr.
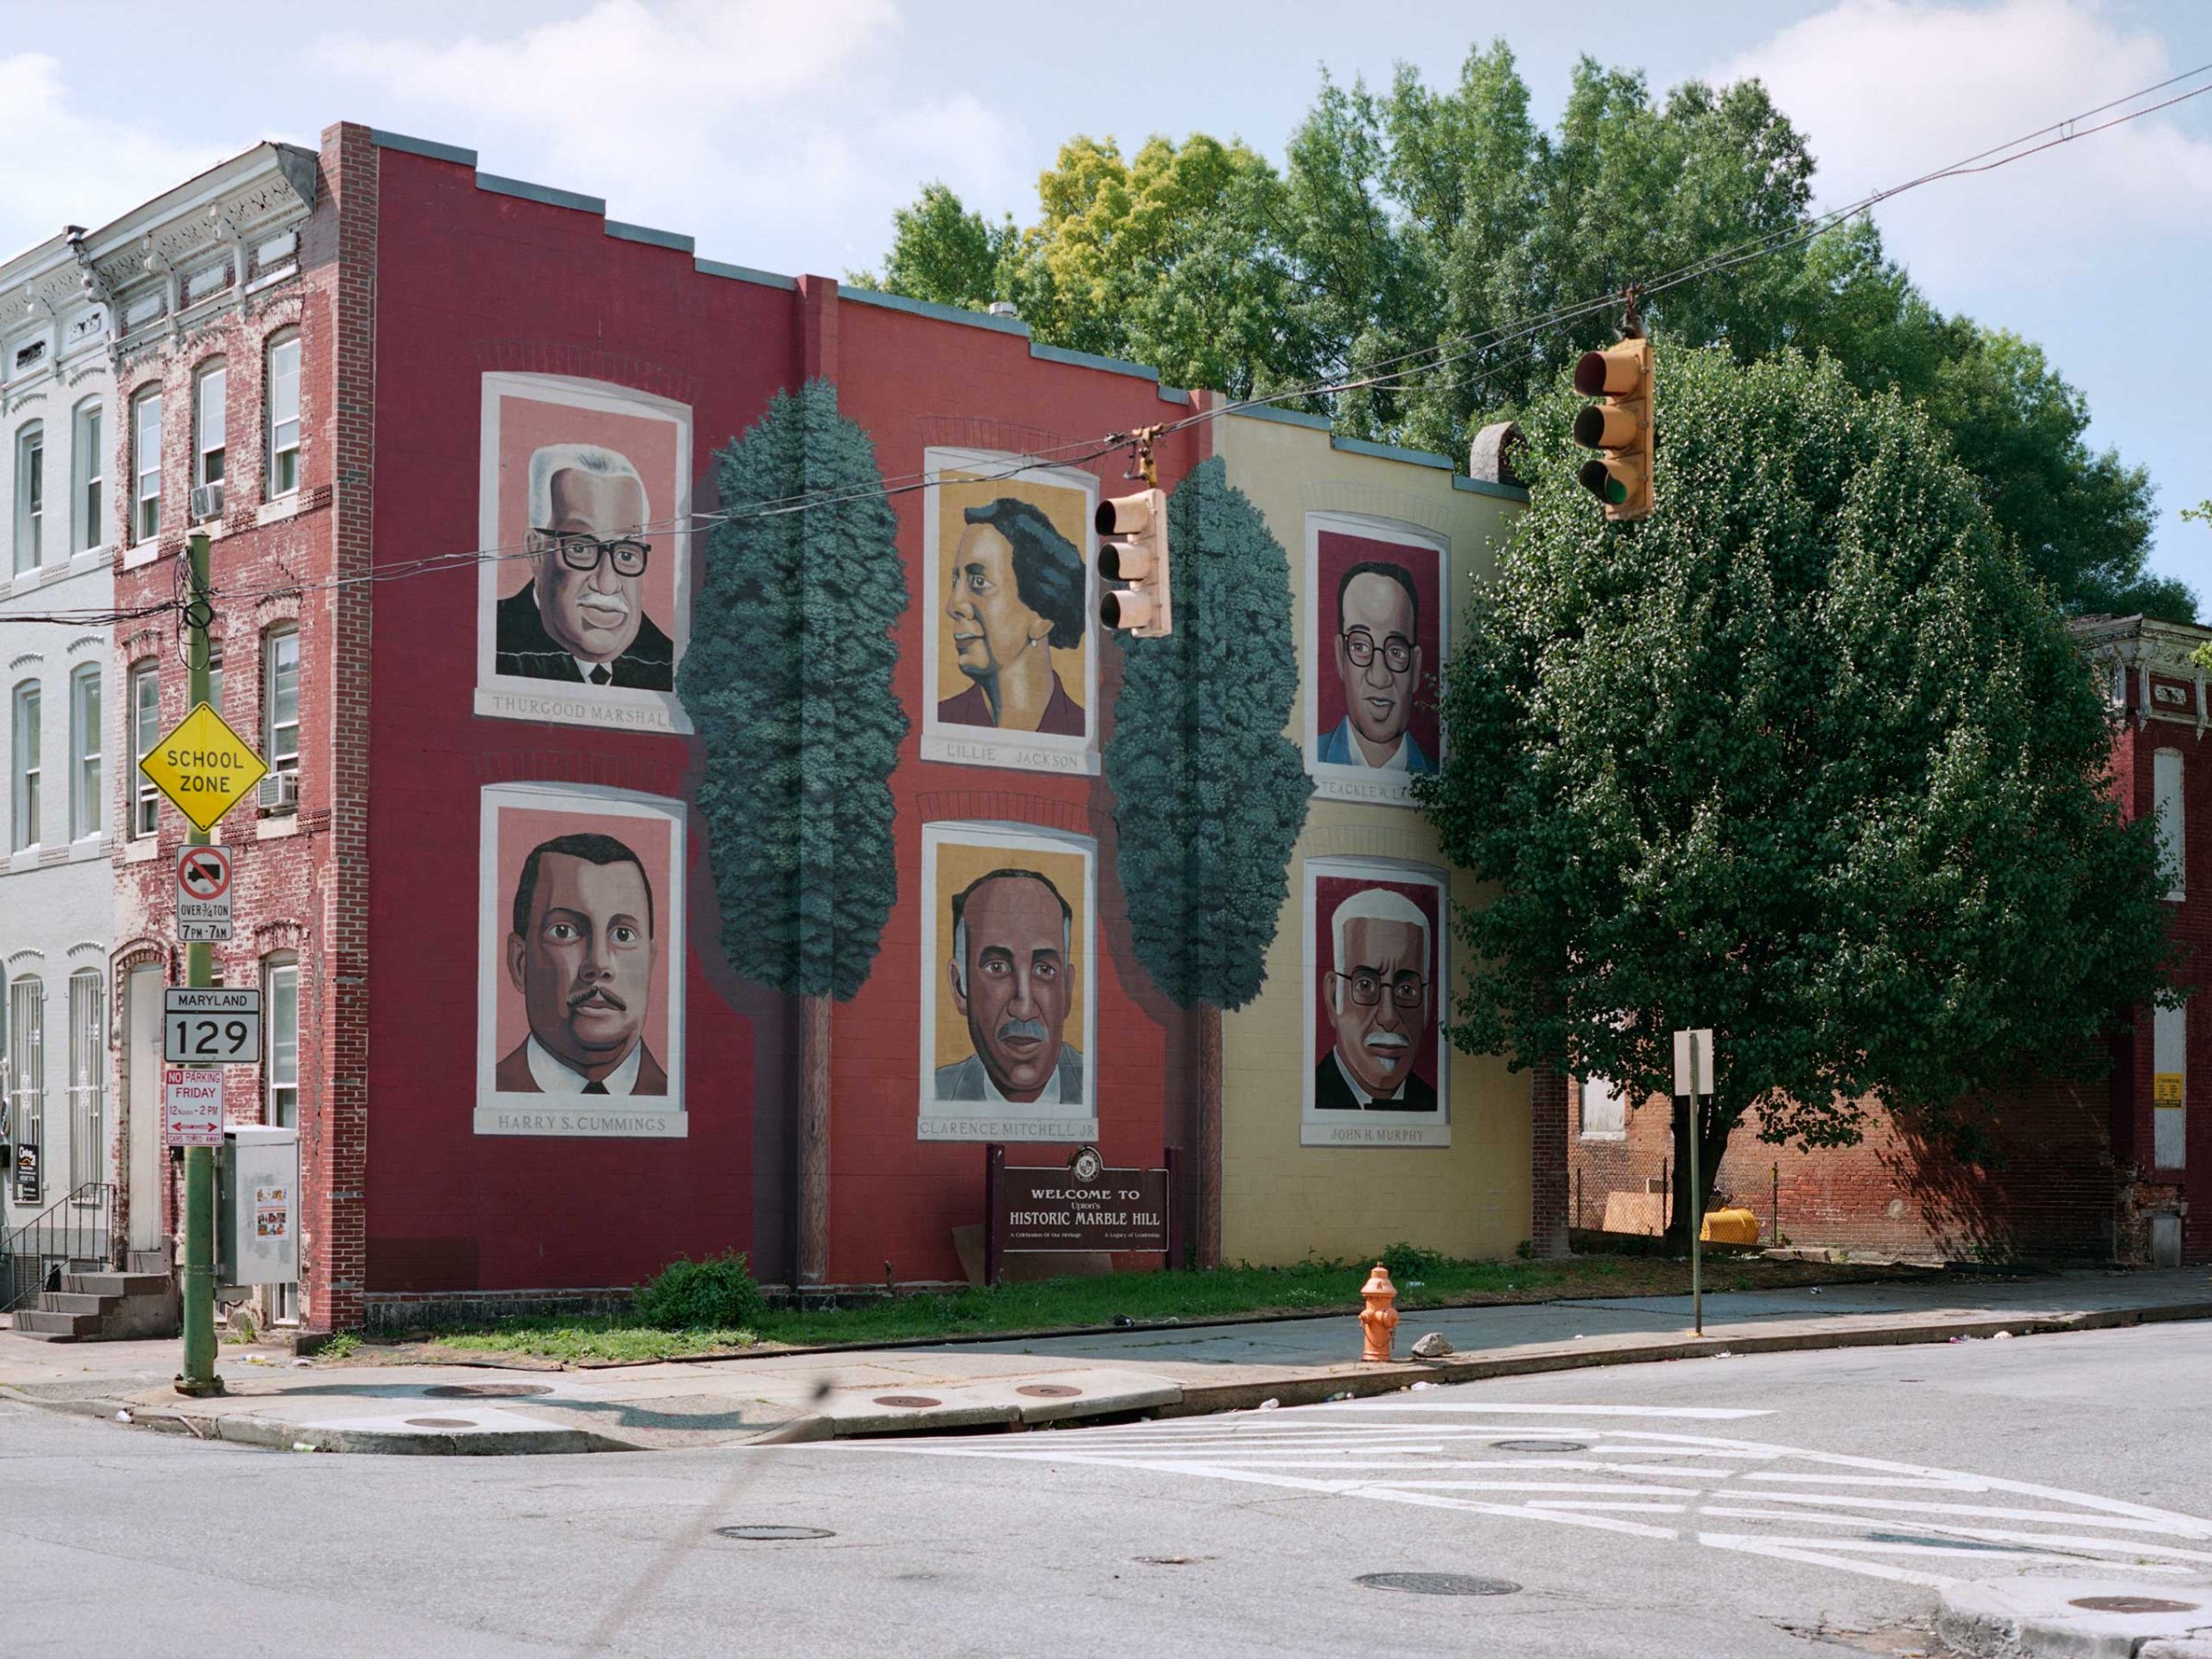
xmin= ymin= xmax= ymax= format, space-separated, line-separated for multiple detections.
xmin=496 ymin=831 xmax=669 ymax=1097
xmin=496 ymin=444 xmax=675 ymax=692
xmin=935 ymin=867 xmax=1084 ymax=1104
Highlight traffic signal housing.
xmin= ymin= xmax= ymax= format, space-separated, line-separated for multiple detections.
xmin=1571 ymin=337 xmax=1653 ymax=522
xmin=1097 ymin=488 xmax=1172 ymax=637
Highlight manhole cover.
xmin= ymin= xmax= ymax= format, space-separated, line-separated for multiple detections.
xmin=1356 ymin=1572 xmax=1521 ymax=1596
xmin=1490 ymin=1439 xmax=1588 ymax=1453
xmin=714 ymin=1525 xmax=835 ymax=1542
xmin=423 ymin=1383 xmax=553 ymax=1399
xmin=2069 ymin=1596 xmax=2200 ymax=1615
xmin=872 ymin=1394 xmax=941 ymax=1408
xmin=1016 ymin=1384 xmax=1083 ymax=1399
xmin=404 ymin=1418 xmax=478 ymax=1430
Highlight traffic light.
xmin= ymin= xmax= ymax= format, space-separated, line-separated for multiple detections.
xmin=1097 ymin=488 xmax=1172 ymax=637
xmin=1571 ymin=335 xmax=1653 ymax=522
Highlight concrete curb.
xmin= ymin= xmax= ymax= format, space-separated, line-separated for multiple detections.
xmin=14 ymin=1296 xmax=2210 ymax=1454
xmin=1937 ymin=1578 xmax=2212 ymax=1658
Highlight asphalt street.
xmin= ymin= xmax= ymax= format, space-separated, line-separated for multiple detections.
xmin=5 ymin=1321 xmax=2208 ymax=1658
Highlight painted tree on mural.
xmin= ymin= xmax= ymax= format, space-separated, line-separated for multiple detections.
xmin=1104 ymin=455 xmax=1312 ymax=1264
xmin=859 ymin=42 xmax=2188 ymax=620
xmin=681 ymin=379 xmax=908 ymax=1280
xmin=1417 ymin=345 xmax=2175 ymax=1247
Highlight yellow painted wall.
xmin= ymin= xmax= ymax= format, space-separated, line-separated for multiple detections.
xmin=1213 ymin=409 xmax=1531 ymax=1264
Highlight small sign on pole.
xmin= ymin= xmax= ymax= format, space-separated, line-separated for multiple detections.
xmin=162 ymin=1068 xmax=225 ymax=1147
xmin=1673 ymin=1028 xmax=1713 ymax=1098
xmin=175 ymin=845 xmax=234 ymax=943
xmin=1673 ymin=1026 xmax=1714 ymax=1338
xmin=163 ymin=987 xmax=262 ymax=1066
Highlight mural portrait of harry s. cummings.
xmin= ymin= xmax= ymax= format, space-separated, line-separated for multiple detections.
xmin=936 ymin=867 xmax=1084 ymax=1105
xmin=938 ymin=497 xmax=1086 ymax=735
xmin=498 ymin=832 xmax=668 ymax=1097
xmin=497 ymin=443 xmax=675 ymax=691
xmin=1315 ymin=887 xmax=1436 ymax=1112
xmin=1319 ymin=559 xmax=1432 ymax=773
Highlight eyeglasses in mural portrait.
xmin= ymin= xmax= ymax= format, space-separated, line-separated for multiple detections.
xmin=921 ymin=450 xmax=1098 ymax=775
xmin=1303 ymin=858 xmax=1449 ymax=1147
xmin=919 ymin=823 xmax=1098 ymax=1143
xmin=1306 ymin=514 xmax=1447 ymax=806
xmin=476 ymin=373 xmax=693 ymax=733
xmin=477 ymin=782 xmax=687 ymax=1138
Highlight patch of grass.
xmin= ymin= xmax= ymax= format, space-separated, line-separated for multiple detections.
xmin=317 ymin=1332 xmax=359 ymax=1360
xmin=399 ymin=1252 xmax=1912 ymax=1366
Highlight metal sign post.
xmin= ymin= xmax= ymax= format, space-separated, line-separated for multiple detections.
xmin=1674 ymin=1028 xmax=1714 ymax=1336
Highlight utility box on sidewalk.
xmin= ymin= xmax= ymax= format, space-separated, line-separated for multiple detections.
xmin=218 ymin=1125 xmax=299 ymax=1288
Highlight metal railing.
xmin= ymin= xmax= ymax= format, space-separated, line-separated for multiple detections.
xmin=1 ymin=1182 xmax=112 ymax=1315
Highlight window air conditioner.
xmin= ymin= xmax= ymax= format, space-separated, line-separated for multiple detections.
xmin=189 ymin=481 xmax=225 ymax=523
xmin=257 ymin=771 xmax=299 ymax=812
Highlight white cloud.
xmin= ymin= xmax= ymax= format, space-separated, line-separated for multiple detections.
xmin=0 ymin=53 xmax=232 ymax=262
xmin=315 ymin=0 xmax=1022 ymax=271
xmin=1712 ymin=0 xmax=2212 ymax=288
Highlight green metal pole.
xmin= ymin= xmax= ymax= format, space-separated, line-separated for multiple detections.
xmin=175 ymin=532 xmax=221 ymax=1398
xmin=1688 ymin=1041 xmax=1702 ymax=1337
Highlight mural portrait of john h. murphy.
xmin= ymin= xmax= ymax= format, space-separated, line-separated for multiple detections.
xmin=477 ymin=783 xmax=688 ymax=1138
xmin=922 ymin=452 xmax=1099 ymax=773
xmin=477 ymin=374 xmax=693 ymax=734
xmin=1303 ymin=860 xmax=1449 ymax=1148
xmin=919 ymin=825 xmax=1098 ymax=1143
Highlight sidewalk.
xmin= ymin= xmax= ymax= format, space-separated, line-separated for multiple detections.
xmin=3 ymin=1267 xmax=2205 ymax=1456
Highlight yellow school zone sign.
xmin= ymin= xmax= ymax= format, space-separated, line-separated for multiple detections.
xmin=138 ymin=702 xmax=269 ymax=832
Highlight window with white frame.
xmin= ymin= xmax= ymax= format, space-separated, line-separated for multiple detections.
xmin=193 ymin=360 xmax=226 ymax=498
xmin=129 ymin=661 xmax=159 ymax=837
xmin=265 ymin=956 xmax=298 ymax=1127
xmin=131 ymin=388 xmax=161 ymax=544
xmin=2155 ymin=747 xmax=2185 ymax=902
xmin=67 ymin=665 xmax=100 ymax=840
xmin=67 ymin=970 xmax=103 ymax=1194
xmin=11 ymin=680 xmax=40 ymax=852
xmin=1581 ymin=1074 xmax=1627 ymax=1139
xmin=71 ymin=401 xmax=102 ymax=553
xmin=265 ymin=332 xmax=300 ymax=498
xmin=7 ymin=976 xmax=43 ymax=1202
xmin=264 ymin=628 xmax=299 ymax=774
xmin=14 ymin=420 xmax=43 ymax=574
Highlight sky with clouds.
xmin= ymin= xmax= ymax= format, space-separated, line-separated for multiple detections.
xmin=4 ymin=0 xmax=2206 ymax=599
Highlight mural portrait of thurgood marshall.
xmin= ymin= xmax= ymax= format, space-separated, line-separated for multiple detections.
xmin=1315 ymin=887 xmax=1437 ymax=1111
xmin=497 ymin=443 xmax=676 ymax=691
xmin=935 ymin=867 xmax=1085 ymax=1103
xmin=1319 ymin=559 xmax=1433 ymax=774
xmin=937 ymin=497 xmax=1086 ymax=736
xmin=497 ymin=831 xmax=669 ymax=1096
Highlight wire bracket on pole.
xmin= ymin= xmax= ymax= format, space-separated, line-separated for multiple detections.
xmin=1124 ymin=424 xmax=1163 ymax=487
xmin=1619 ymin=284 xmax=1646 ymax=342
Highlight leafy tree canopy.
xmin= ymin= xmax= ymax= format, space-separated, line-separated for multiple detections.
xmin=681 ymin=380 xmax=909 ymax=1002
xmin=856 ymin=41 xmax=2191 ymax=621
xmin=1104 ymin=457 xmax=1312 ymax=1010
xmin=1418 ymin=347 xmax=2173 ymax=1175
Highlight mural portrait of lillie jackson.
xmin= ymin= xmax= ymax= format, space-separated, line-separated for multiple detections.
xmin=918 ymin=823 xmax=1098 ymax=1144
xmin=476 ymin=373 xmax=693 ymax=735
xmin=477 ymin=783 xmax=688 ymax=1138
xmin=921 ymin=450 xmax=1099 ymax=776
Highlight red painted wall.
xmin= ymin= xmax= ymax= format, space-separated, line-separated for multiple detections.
xmin=360 ymin=142 xmax=1202 ymax=1300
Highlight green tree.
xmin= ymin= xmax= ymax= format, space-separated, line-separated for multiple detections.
xmin=680 ymin=380 xmax=909 ymax=1282
xmin=863 ymin=40 xmax=2192 ymax=621
xmin=846 ymin=182 xmax=1014 ymax=312
xmin=1418 ymin=347 xmax=2173 ymax=1241
xmin=1104 ymin=457 xmax=1312 ymax=1262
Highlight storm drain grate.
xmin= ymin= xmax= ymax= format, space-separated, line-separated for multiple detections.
xmin=2069 ymin=1596 xmax=2200 ymax=1615
xmin=423 ymin=1383 xmax=554 ymax=1399
xmin=1489 ymin=1439 xmax=1588 ymax=1453
xmin=872 ymin=1394 xmax=941 ymax=1408
xmin=716 ymin=1525 xmax=835 ymax=1542
xmin=1016 ymin=1384 xmax=1083 ymax=1399
xmin=1356 ymin=1572 xmax=1521 ymax=1596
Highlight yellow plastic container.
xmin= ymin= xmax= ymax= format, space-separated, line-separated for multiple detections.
xmin=1700 ymin=1207 xmax=1760 ymax=1245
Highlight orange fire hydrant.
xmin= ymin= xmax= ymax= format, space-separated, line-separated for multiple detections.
xmin=1359 ymin=1264 xmax=1399 ymax=1362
